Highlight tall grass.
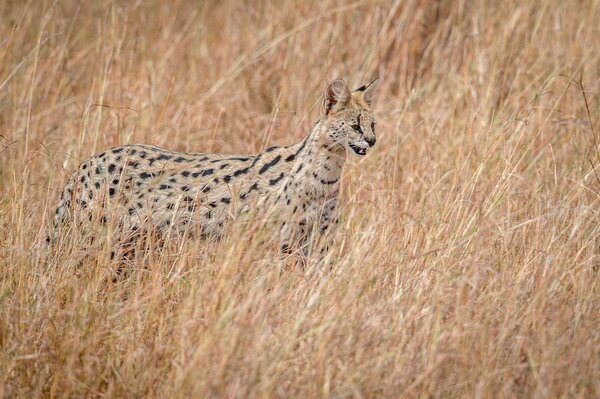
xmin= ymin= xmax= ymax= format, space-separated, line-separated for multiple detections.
xmin=1 ymin=0 xmax=599 ymax=397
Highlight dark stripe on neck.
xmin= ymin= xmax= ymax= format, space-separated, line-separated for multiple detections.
xmin=286 ymin=122 xmax=319 ymax=162
xmin=259 ymin=155 xmax=282 ymax=174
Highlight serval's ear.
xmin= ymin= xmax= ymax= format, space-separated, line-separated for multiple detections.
xmin=354 ymin=78 xmax=379 ymax=107
xmin=322 ymin=79 xmax=351 ymax=116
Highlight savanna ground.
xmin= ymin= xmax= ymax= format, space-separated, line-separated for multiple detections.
xmin=1 ymin=0 xmax=599 ymax=397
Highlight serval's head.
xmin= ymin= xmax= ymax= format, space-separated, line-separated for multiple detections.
xmin=320 ymin=78 xmax=378 ymax=157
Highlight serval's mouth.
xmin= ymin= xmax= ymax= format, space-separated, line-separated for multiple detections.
xmin=349 ymin=143 xmax=368 ymax=156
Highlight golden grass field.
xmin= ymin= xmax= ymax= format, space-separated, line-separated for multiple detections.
xmin=1 ymin=0 xmax=599 ymax=397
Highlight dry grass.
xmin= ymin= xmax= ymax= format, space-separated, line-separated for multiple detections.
xmin=1 ymin=0 xmax=599 ymax=397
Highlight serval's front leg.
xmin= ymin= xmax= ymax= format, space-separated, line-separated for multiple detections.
xmin=297 ymin=198 xmax=339 ymax=258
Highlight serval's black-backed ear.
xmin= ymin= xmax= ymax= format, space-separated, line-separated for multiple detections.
xmin=322 ymin=79 xmax=351 ymax=116
xmin=354 ymin=78 xmax=379 ymax=107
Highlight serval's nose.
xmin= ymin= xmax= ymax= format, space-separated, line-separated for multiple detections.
xmin=365 ymin=137 xmax=376 ymax=147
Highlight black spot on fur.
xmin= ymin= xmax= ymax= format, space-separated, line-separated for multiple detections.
xmin=157 ymin=154 xmax=171 ymax=161
xmin=108 ymin=164 xmax=116 ymax=173
xmin=140 ymin=172 xmax=152 ymax=179
xmin=82 ymin=164 xmax=87 ymax=170
xmin=181 ymin=186 xmax=189 ymax=192
xmin=222 ymin=156 xmax=250 ymax=162
xmin=109 ymin=188 xmax=115 ymax=196
xmin=174 ymin=156 xmax=187 ymax=163
xmin=221 ymin=197 xmax=231 ymax=204
xmin=112 ymin=179 xmax=119 ymax=185
xmin=139 ymin=151 xmax=147 ymax=159
xmin=95 ymin=182 xmax=100 ymax=189
xmin=259 ymin=155 xmax=281 ymax=174
xmin=321 ymin=177 xmax=339 ymax=185
xmin=224 ymin=175 xmax=232 ymax=183
xmin=166 ymin=203 xmax=175 ymax=210
xmin=169 ymin=177 xmax=177 ymax=183
xmin=80 ymin=176 xmax=86 ymax=183
xmin=202 ymin=185 xmax=211 ymax=193
xmin=269 ymin=172 xmax=284 ymax=186
xmin=95 ymin=166 xmax=102 ymax=175
xmin=220 ymin=163 xmax=229 ymax=170
xmin=181 ymin=171 xmax=190 ymax=177
xmin=250 ymin=154 xmax=262 ymax=167
xmin=112 ymin=148 xmax=123 ymax=154
xmin=183 ymin=196 xmax=194 ymax=202
xmin=128 ymin=207 xmax=136 ymax=215
xmin=265 ymin=146 xmax=279 ymax=152
xmin=286 ymin=137 xmax=309 ymax=162
xmin=159 ymin=184 xmax=172 ymax=190
xmin=202 ymin=169 xmax=214 ymax=176
xmin=209 ymin=202 xmax=217 ymax=208
xmin=239 ymin=182 xmax=259 ymax=200
xmin=233 ymin=168 xmax=248 ymax=177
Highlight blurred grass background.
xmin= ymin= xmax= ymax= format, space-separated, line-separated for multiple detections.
xmin=0 ymin=0 xmax=599 ymax=397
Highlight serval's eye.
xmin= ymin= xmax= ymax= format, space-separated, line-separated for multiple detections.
xmin=371 ymin=122 xmax=375 ymax=132
xmin=351 ymin=124 xmax=362 ymax=133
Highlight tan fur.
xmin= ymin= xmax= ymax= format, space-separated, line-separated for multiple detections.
xmin=50 ymin=79 xmax=378 ymax=251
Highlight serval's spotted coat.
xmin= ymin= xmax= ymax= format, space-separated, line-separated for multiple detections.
xmin=50 ymin=79 xmax=378 ymax=252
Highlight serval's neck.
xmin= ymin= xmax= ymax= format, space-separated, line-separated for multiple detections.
xmin=292 ymin=120 xmax=345 ymax=189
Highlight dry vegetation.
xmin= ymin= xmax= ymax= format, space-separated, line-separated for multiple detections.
xmin=1 ymin=0 xmax=599 ymax=397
